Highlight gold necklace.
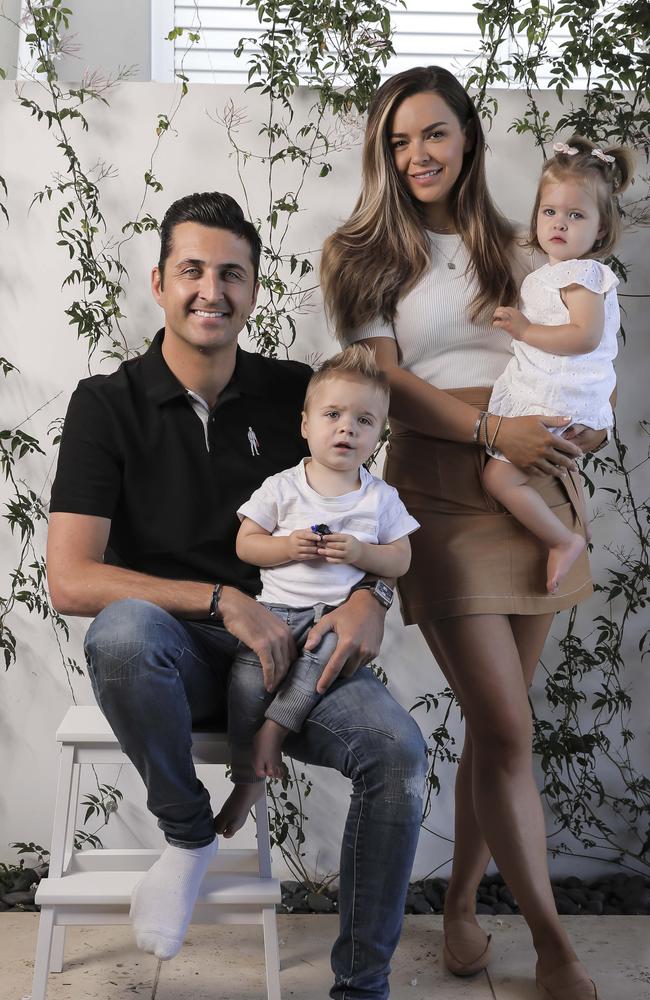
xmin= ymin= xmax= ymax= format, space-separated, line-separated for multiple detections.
xmin=430 ymin=235 xmax=462 ymax=270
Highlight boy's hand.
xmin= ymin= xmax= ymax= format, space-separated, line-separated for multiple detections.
xmin=317 ymin=532 xmax=363 ymax=565
xmin=492 ymin=306 xmax=530 ymax=341
xmin=286 ymin=528 xmax=321 ymax=562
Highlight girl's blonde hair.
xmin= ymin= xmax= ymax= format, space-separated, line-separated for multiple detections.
xmin=530 ymin=135 xmax=634 ymax=258
xmin=321 ymin=65 xmax=518 ymax=338
xmin=304 ymin=345 xmax=390 ymax=413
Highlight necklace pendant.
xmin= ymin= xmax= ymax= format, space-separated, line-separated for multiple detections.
xmin=447 ymin=262 xmax=456 ymax=270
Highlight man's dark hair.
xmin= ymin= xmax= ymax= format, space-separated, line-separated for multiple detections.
xmin=158 ymin=191 xmax=262 ymax=285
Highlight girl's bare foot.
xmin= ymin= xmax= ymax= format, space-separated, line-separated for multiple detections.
xmin=213 ymin=783 xmax=265 ymax=838
xmin=253 ymin=719 xmax=289 ymax=778
xmin=546 ymin=533 xmax=586 ymax=594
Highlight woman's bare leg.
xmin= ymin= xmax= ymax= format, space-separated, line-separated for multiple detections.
xmin=422 ymin=614 xmax=554 ymax=923
xmin=421 ymin=613 xmax=579 ymax=974
xmin=420 ymin=627 xmax=490 ymax=923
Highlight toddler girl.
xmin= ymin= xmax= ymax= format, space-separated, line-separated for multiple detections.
xmin=485 ymin=136 xmax=633 ymax=593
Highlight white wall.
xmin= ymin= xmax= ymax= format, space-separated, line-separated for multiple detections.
xmin=1 ymin=78 xmax=648 ymax=883
xmin=0 ymin=0 xmax=151 ymax=80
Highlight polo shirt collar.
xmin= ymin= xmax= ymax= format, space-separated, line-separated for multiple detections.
xmin=141 ymin=329 xmax=275 ymax=405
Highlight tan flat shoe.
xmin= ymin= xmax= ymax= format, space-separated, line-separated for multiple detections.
xmin=443 ymin=918 xmax=492 ymax=976
xmin=536 ymin=960 xmax=598 ymax=999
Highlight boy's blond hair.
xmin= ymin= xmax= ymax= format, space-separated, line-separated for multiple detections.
xmin=304 ymin=345 xmax=390 ymax=413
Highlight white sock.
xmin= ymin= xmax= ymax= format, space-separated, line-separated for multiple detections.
xmin=130 ymin=838 xmax=218 ymax=959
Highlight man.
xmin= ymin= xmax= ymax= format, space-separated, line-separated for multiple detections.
xmin=47 ymin=191 xmax=426 ymax=999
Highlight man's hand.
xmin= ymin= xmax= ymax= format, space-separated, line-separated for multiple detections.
xmin=218 ymin=586 xmax=297 ymax=692
xmin=317 ymin=532 xmax=363 ymax=565
xmin=304 ymin=589 xmax=387 ymax=694
xmin=286 ymin=528 xmax=322 ymax=562
xmin=492 ymin=306 xmax=530 ymax=341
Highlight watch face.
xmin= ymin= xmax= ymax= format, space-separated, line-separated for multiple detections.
xmin=375 ymin=580 xmax=394 ymax=607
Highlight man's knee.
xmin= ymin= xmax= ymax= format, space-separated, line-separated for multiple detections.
xmin=85 ymin=598 xmax=164 ymax=652
xmin=84 ymin=599 xmax=178 ymax=687
xmin=385 ymin=713 xmax=428 ymax=802
xmin=355 ymin=709 xmax=427 ymax=807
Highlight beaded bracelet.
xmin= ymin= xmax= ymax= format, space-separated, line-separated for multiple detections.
xmin=483 ymin=412 xmax=490 ymax=451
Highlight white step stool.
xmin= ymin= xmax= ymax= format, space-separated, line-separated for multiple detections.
xmin=32 ymin=705 xmax=281 ymax=999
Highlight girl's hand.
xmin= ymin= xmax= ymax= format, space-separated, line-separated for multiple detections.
xmin=495 ymin=415 xmax=582 ymax=476
xmin=318 ymin=532 xmax=363 ymax=565
xmin=562 ymin=422 xmax=609 ymax=454
xmin=492 ymin=306 xmax=530 ymax=341
xmin=287 ymin=529 xmax=321 ymax=561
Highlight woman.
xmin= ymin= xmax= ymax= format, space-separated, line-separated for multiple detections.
xmin=321 ymin=66 xmax=609 ymax=1000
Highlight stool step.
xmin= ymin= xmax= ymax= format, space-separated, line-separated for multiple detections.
xmin=37 ymin=871 xmax=280 ymax=907
xmin=67 ymin=848 xmax=261 ymax=874
xmin=55 ymin=706 xmax=230 ymax=763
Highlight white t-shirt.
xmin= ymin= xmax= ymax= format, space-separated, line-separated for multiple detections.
xmin=346 ymin=232 xmax=536 ymax=390
xmin=237 ymin=459 xmax=420 ymax=607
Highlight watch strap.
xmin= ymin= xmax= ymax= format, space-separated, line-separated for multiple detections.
xmin=350 ymin=578 xmax=394 ymax=609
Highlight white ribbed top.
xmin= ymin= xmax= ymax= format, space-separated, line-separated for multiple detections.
xmin=346 ymin=233 xmax=534 ymax=390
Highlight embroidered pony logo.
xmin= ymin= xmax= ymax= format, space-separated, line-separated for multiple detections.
xmin=247 ymin=426 xmax=260 ymax=456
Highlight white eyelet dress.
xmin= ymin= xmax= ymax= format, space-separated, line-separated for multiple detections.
xmin=488 ymin=258 xmax=619 ymax=430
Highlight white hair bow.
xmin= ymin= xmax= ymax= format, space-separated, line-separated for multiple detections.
xmin=553 ymin=142 xmax=579 ymax=156
xmin=592 ymin=148 xmax=615 ymax=164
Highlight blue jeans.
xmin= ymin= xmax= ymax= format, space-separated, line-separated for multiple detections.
xmin=229 ymin=602 xmax=339 ymax=783
xmin=85 ymin=598 xmax=427 ymax=999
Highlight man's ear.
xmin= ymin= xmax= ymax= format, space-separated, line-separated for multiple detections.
xmin=251 ymin=279 xmax=260 ymax=310
xmin=151 ymin=265 xmax=163 ymax=305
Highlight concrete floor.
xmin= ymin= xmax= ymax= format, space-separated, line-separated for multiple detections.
xmin=2 ymin=914 xmax=649 ymax=999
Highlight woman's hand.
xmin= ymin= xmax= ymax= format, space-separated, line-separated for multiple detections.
xmin=495 ymin=415 xmax=582 ymax=476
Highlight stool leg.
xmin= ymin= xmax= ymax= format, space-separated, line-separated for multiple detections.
xmin=62 ymin=763 xmax=81 ymax=872
xmin=254 ymin=793 xmax=272 ymax=878
xmin=262 ymin=905 xmax=282 ymax=1000
xmin=31 ymin=905 xmax=55 ymax=1000
xmin=49 ymin=926 xmax=66 ymax=973
xmin=49 ymin=744 xmax=76 ymax=877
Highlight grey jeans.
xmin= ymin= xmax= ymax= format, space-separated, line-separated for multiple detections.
xmin=228 ymin=602 xmax=337 ymax=783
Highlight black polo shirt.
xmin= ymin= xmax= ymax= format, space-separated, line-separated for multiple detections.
xmin=50 ymin=330 xmax=311 ymax=595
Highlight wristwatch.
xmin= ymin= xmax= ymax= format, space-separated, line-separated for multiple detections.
xmin=208 ymin=583 xmax=223 ymax=621
xmin=350 ymin=579 xmax=394 ymax=610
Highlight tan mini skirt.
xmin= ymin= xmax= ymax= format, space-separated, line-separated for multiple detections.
xmin=384 ymin=387 xmax=593 ymax=625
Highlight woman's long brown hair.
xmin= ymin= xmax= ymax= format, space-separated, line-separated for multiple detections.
xmin=321 ymin=66 xmax=518 ymax=338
